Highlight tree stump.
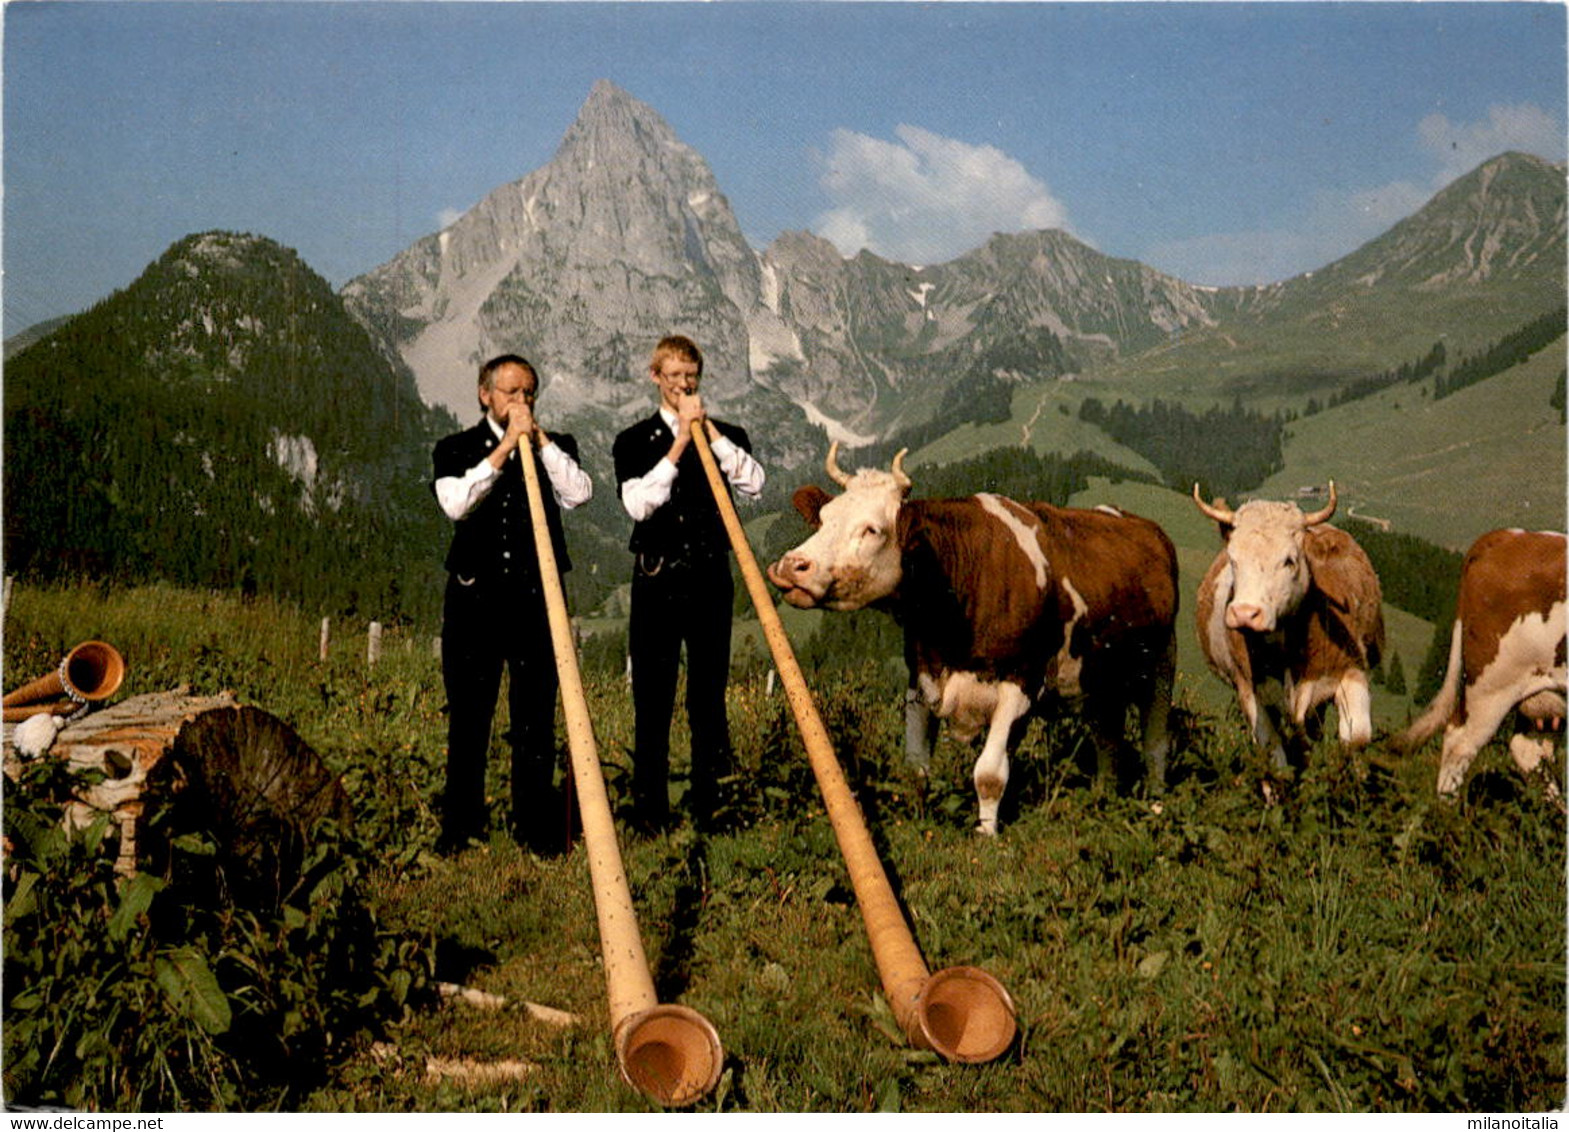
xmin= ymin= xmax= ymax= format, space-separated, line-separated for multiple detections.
xmin=151 ymin=703 xmax=351 ymax=911
xmin=5 ymin=689 xmax=349 ymax=900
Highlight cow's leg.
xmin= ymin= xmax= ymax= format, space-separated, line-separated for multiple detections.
xmin=1289 ymin=675 xmax=1350 ymax=757
xmin=1084 ymin=691 xmax=1135 ymax=793
xmin=1438 ymin=666 xmax=1564 ymax=795
xmin=1333 ymin=670 xmax=1374 ymax=746
xmin=1507 ymin=730 xmax=1564 ymax=804
xmin=1234 ymin=678 xmax=1263 ymax=742
xmin=974 ymin=682 xmax=1030 ymax=836
xmin=1137 ymin=633 xmax=1177 ymax=792
xmin=1508 ymin=731 xmax=1555 ymax=774
xmin=904 ymin=682 xmax=939 ymax=774
xmin=1436 ymin=688 xmax=1518 ymax=795
xmin=1436 ymin=727 xmax=1485 ymax=796
xmin=1243 ymin=679 xmax=1290 ymax=771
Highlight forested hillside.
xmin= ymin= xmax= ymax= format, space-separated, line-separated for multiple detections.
xmin=3 ymin=232 xmax=457 ymax=621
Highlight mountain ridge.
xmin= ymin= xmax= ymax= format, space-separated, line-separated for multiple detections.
xmin=341 ymin=82 xmax=1565 ymax=458
xmin=3 ymin=85 xmax=1562 ymax=621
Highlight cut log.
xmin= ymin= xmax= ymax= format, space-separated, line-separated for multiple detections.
xmin=5 ymin=687 xmax=239 ymax=873
xmin=436 ymin=981 xmax=583 ymax=1026
xmin=423 ymin=1057 xmax=538 ymax=1087
xmin=369 ymin=1043 xmax=541 ymax=1087
xmin=5 ymin=689 xmax=349 ymax=900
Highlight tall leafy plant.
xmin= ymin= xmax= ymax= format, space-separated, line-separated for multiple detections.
xmin=3 ymin=753 xmax=435 ymax=1111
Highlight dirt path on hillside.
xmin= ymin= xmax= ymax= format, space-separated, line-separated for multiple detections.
xmin=1020 ymin=393 xmax=1049 ymax=447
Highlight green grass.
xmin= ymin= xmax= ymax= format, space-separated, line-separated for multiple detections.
xmin=911 ymin=336 xmax=1565 ymax=555
xmin=4 ymin=581 xmax=1565 ymax=1112
xmin=914 ymin=382 xmax=1162 ymax=477
xmin=1256 ymin=342 xmax=1567 ymax=551
xmin=1093 ymin=281 xmax=1560 ymax=414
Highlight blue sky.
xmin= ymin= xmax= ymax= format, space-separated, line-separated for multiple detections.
xmin=4 ymin=1 xmax=1565 ymax=335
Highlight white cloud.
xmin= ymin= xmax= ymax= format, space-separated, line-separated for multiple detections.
xmin=437 ymin=207 xmax=465 ymax=230
xmin=812 ymin=125 xmax=1070 ymax=265
xmin=1418 ymin=103 xmax=1567 ymax=185
xmin=1143 ymin=102 xmax=1564 ymax=287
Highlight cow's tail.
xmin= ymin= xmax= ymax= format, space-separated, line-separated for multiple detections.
xmin=1390 ymin=620 xmax=1463 ymax=753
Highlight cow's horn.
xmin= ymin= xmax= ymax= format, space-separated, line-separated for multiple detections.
xmin=825 ymin=441 xmax=853 ymax=488
xmin=890 ymin=448 xmax=912 ymax=493
xmin=1303 ymin=480 xmax=1337 ymax=526
xmin=1192 ymin=483 xmax=1234 ymax=526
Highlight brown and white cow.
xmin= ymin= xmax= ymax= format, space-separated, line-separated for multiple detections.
xmin=767 ymin=444 xmax=1178 ymax=835
xmin=1192 ymin=482 xmax=1385 ymax=771
xmin=1391 ymin=528 xmax=1567 ymax=797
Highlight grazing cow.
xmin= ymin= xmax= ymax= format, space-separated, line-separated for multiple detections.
xmin=1391 ymin=528 xmax=1566 ymax=797
xmin=767 ymin=444 xmax=1178 ymax=835
xmin=1192 ymin=482 xmax=1384 ymax=771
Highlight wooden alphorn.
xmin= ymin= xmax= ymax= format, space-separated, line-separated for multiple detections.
xmin=689 ymin=425 xmax=1017 ymax=1063
xmin=516 ymin=434 xmax=724 ymax=1107
xmin=3 ymin=640 xmax=126 ymax=722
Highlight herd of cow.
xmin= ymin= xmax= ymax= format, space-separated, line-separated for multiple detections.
xmin=765 ymin=444 xmax=1569 ymax=834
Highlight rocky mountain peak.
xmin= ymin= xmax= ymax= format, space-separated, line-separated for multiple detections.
xmin=556 ymin=79 xmax=689 ymax=168
xmin=342 ymin=81 xmax=762 ymax=420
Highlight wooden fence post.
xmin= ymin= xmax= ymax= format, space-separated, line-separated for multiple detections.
xmin=319 ymin=617 xmax=330 ymax=661
xmin=367 ymin=621 xmax=382 ymax=668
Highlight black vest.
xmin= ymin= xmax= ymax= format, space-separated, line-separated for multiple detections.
xmin=431 ymin=420 xmax=575 ymax=585
xmin=612 ymin=412 xmax=751 ymax=566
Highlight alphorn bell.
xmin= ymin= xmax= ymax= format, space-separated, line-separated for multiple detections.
xmin=689 ymin=425 xmax=1017 ymax=1063
xmin=3 ymin=640 xmax=126 ymax=723
xmin=515 ymin=434 xmax=725 ymax=1107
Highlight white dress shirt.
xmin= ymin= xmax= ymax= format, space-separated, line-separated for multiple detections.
xmin=434 ymin=417 xmax=594 ymax=522
xmin=619 ymin=406 xmax=765 ymax=522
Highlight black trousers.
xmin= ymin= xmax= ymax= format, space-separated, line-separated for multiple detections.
xmin=440 ymin=572 xmax=562 ymax=849
xmin=628 ymin=554 xmax=735 ymax=827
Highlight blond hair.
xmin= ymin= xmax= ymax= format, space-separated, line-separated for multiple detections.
xmin=650 ymin=335 xmax=703 ymax=375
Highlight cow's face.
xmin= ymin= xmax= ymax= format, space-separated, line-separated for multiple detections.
xmin=1221 ymin=501 xmax=1317 ymax=632
xmin=768 ymin=451 xmax=911 ymax=611
xmin=1194 ymin=484 xmax=1339 ymax=635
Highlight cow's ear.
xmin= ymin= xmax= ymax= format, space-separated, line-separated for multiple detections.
xmin=793 ymin=485 xmax=832 ymax=529
xmin=1304 ymin=528 xmax=1360 ymax=612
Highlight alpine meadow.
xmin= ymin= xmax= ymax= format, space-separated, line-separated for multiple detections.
xmin=2 ymin=74 xmax=1565 ymax=1114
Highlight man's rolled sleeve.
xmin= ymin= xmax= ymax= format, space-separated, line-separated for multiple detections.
xmin=710 ymin=435 xmax=765 ymax=499
xmin=620 ymin=457 xmax=679 ymax=521
xmin=541 ymin=442 xmax=593 ymax=509
xmin=435 ymin=460 xmax=499 ymax=521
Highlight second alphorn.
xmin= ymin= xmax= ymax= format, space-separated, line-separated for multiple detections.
xmin=3 ymin=640 xmax=126 ymax=723
xmin=516 ymin=433 xmax=724 ymax=1108
xmin=690 ymin=424 xmax=1017 ymax=1063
